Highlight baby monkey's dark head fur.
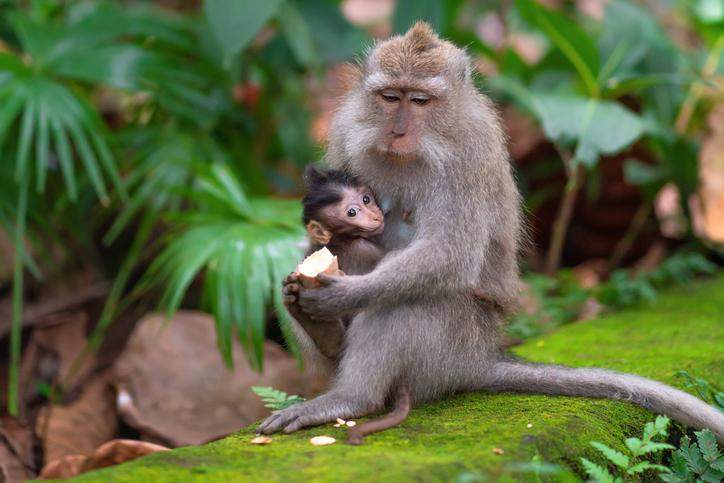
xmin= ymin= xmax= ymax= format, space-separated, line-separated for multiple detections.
xmin=302 ymin=166 xmax=384 ymax=246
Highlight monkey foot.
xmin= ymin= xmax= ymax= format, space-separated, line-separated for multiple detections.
xmin=257 ymin=396 xmax=365 ymax=435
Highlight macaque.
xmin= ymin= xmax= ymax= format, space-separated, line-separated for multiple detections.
xmin=261 ymin=23 xmax=724 ymax=442
xmin=282 ymin=166 xmax=384 ymax=364
xmin=283 ymin=166 xmax=410 ymax=443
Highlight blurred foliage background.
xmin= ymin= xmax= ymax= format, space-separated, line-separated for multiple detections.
xmin=0 ymin=0 xmax=722 ymax=418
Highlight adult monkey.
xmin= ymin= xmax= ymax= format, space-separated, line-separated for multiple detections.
xmin=260 ymin=22 xmax=724 ymax=441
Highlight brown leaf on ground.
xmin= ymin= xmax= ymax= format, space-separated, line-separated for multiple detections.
xmin=0 ymin=416 xmax=36 ymax=481
xmin=39 ymin=439 xmax=169 ymax=479
xmin=112 ymin=311 xmax=316 ymax=447
xmin=19 ymin=311 xmax=97 ymax=406
xmin=36 ymin=373 xmax=118 ymax=465
xmin=38 ymin=455 xmax=87 ymax=480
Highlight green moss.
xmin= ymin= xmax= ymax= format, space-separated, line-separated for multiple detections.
xmin=74 ymin=274 xmax=724 ymax=482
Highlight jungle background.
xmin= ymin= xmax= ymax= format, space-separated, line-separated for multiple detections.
xmin=0 ymin=0 xmax=722 ymax=480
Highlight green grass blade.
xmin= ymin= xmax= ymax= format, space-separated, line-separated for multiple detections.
xmin=83 ymin=116 xmax=126 ymax=200
xmin=65 ymin=119 xmax=109 ymax=205
xmin=0 ymin=92 xmax=24 ymax=151
xmin=14 ymin=100 xmax=35 ymax=183
xmin=35 ymin=101 xmax=49 ymax=193
xmin=7 ymin=171 xmax=29 ymax=416
xmin=50 ymin=119 xmax=77 ymax=201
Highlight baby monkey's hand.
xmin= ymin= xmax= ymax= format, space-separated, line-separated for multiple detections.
xmin=282 ymin=272 xmax=304 ymax=321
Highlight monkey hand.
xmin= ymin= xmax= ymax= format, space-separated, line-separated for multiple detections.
xmin=297 ymin=274 xmax=363 ymax=319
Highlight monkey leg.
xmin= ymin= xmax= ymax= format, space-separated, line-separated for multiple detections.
xmin=259 ymin=309 xmax=402 ymax=434
xmin=283 ymin=281 xmax=345 ymax=360
xmin=346 ymin=385 xmax=411 ymax=445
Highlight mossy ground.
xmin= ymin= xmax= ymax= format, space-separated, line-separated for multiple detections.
xmin=73 ymin=274 xmax=724 ymax=482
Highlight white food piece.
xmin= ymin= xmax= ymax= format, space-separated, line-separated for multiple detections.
xmin=297 ymin=247 xmax=337 ymax=278
xmin=336 ymin=418 xmax=346 ymax=425
xmin=309 ymin=436 xmax=336 ymax=446
xmin=346 ymin=421 xmax=357 ymax=427
xmin=250 ymin=436 xmax=272 ymax=445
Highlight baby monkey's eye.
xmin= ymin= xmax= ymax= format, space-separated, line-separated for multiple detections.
xmin=362 ymin=194 xmax=371 ymax=204
xmin=347 ymin=208 xmax=357 ymax=217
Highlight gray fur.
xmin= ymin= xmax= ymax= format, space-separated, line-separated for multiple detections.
xmin=259 ymin=24 xmax=724 ymax=442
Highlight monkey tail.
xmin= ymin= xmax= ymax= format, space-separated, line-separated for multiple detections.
xmin=346 ymin=385 xmax=411 ymax=445
xmin=483 ymin=359 xmax=724 ymax=443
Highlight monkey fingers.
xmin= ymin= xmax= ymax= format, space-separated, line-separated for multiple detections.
xmin=284 ymin=272 xmax=300 ymax=284
xmin=258 ymin=395 xmax=363 ymax=434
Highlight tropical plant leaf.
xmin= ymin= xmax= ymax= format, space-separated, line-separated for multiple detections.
xmin=516 ymin=0 xmax=600 ymax=96
xmin=393 ymin=0 xmax=445 ymax=34
xmin=204 ymin=0 xmax=284 ymax=67
xmin=137 ymin=166 xmax=304 ymax=369
xmin=527 ymin=94 xmax=646 ymax=168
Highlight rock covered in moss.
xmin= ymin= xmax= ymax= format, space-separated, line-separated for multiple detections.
xmin=74 ymin=275 xmax=724 ymax=482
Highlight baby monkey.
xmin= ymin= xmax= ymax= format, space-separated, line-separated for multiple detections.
xmin=282 ymin=166 xmax=410 ymax=444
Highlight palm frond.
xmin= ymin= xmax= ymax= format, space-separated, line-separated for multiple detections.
xmin=138 ymin=166 xmax=305 ymax=370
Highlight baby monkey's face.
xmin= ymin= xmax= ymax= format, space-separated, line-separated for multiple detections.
xmin=325 ymin=186 xmax=384 ymax=237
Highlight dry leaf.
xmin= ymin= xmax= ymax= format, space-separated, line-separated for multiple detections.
xmin=38 ymin=454 xmax=87 ymax=480
xmin=113 ymin=312 xmax=313 ymax=446
xmin=309 ymin=436 xmax=336 ymax=446
xmin=250 ymin=436 xmax=272 ymax=445
xmin=86 ymin=439 xmax=168 ymax=470
xmin=0 ymin=416 xmax=36 ymax=481
xmin=493 ymin=447 xmax=504 ymax=455
xmin=36 ymin=373 xmax=117 ymax=465
xmin=39 ymin=439 xmax=168 ymax=479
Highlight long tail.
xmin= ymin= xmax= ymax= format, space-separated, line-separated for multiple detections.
xmin=484 ymin=360 xmax=724 ymax=442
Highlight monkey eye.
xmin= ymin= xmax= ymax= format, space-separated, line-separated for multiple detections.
xmin=381 ymin=91 xmax=400 ymax=103
xmin=411 ymin=96 xmax=429 ymax=106
xmin=362 ymin=194 xmax=371 ymax=204
xmin=347 ymin=208 xmax=357 ymax=217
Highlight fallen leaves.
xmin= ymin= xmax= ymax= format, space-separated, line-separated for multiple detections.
xmin=36 ymin=373 xmax=117 ymax=466
xmin=39 ymin=439 xmax=169 ymax=479
xmin=112 ymin=312 xmax=313 ymax=446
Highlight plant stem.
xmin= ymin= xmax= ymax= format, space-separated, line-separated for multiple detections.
xmin=674 ymin=34 xmax=724 ymax=134
xmin=62 ymin=210 xmax=156 ymax=391
xmin=545 ymin=148 xmax=582 ymax=275
xmin=8 ymin=175 xmax=29 ymax=416
xmin=609 ymin=201 xmax=652 ymax=270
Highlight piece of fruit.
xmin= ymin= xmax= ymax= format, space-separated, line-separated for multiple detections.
xmin=296 ymin=247 xmax=340 ymax=288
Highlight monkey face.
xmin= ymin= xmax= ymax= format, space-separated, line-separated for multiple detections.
xmin=374 ymin=88 xmax=432 ymax=162
xmin=323 ymin=186 xmax=384 ymax=238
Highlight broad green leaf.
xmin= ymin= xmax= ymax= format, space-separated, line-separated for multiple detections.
xmin=277 ymin=2 xmax=318 ymax=68
xmin=623 ymin=159 xmax=664 ymax=189
xmin=679 ymin=436 xmax=709 ymax=474
xmin=590 ymin=442 xmax=629 ymax=469
xmin=294 ymin=0 xmax=369 ymax=62
xmin=516 ymin=0 xmax=600 ymax=96
xmin=204 ymin=0 xmax=284 ymax=67
xmin=527 ymin=94 xmax=646 ymax=167
xmin=393 ymin=0 xmax=445 ymax=34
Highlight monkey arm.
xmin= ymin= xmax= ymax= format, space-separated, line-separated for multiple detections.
xmin=298 ymin=232 xmax=486 ymax=317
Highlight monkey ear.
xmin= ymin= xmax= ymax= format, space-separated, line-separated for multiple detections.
xmin=306 ymin=220 xmax=332 ymax=245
